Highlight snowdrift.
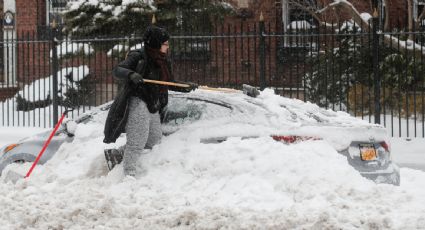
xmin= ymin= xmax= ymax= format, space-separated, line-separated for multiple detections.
xmin=1 ymin=91 xmax=425 ymax=229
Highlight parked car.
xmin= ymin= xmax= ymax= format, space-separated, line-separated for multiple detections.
xmin=0 ymin=89 xmax=400 ymax=185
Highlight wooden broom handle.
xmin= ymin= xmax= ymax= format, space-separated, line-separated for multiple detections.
xmin=143 ymin=79 xmax=239 ymax=93
xmin=143 ymin=79 xmax=190 ymax=88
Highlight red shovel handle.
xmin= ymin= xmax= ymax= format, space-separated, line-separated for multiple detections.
xmin=25 ymin=111 xmax=71 ymax=179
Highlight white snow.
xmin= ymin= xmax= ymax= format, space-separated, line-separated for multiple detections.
xmin=391 ymin=137 xmax=425 ymax=171
xmin=129 ymin=43 xmax=143 ymax=51
xmin=67 ymin=0 xmax=87 ymax=11
xmin=107 ymin=43 xmax=143 ymax=57
xmin=360 ymin=12 xmax=372 ymax=22
xmin=67 ymin=0 xmax=156 ymax=18
xmin=362 ymin=114 xmax=425 ymax=139
xmin=0 ymin=65 xmax=90 ymax=127
xmin=107 ymin=44 xmax=129 ymax=57
xmin=50 ymin=42 xmax=94 ymax=59
xmin=15 ymin=66 xmax=90 ymax=102
xmin=385 ymin=35 xmax=425 ymax=54
xmin=1 ymin=90 xmax=425 ymax=228
xmin=287 ymin=20 xmax=314 ymax=29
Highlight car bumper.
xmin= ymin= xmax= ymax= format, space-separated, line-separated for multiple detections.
xmin=359 ymin=162 xmax=400 ymax=186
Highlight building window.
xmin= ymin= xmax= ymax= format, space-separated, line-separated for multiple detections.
xmin=38 ymin=0 xmax=70 ymax=39
xmin=414 ymin=0 xmax=425 ymax=27
xmin=47 ymin=0 xmax=70 ymax=25
xmin=282 ymin=1 xmax=316 ymax=32
xmin=278 ymin=2 xmax=316 ymax=66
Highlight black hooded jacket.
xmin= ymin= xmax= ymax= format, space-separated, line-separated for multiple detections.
xmin=103 ymin=48 xmax=190 ymax=143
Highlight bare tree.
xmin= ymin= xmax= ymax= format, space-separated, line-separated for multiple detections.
xmin=408 ymin=0 xmax=414 ymax=39
xmin=282 ymin=0 xmax=425 ymax=56
xmin=383 ymin=0 xmax=390 ymax=31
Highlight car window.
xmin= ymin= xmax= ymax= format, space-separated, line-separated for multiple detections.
xmin=161 ymin=96 xmax=233 ymax=127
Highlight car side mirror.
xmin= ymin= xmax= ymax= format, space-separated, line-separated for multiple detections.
xmin=63 ymin=120 xmax=77 ymax=137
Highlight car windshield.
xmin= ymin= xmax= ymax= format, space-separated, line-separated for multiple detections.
xmin=162 ymin=96 xmax=233 ymax=127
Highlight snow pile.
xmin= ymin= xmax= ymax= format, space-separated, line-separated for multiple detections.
xmin=107 ymin=44 xmax=128 ymax=57
xmin=287 ymin=20 xmax=314 ymax=29
xmin=1 ymin=90 xmax=425 ymax=228
xmin=66 ymin=0 xmax=157 ymax=20
xmin=50 ymin=42 xmax=94 ymax=59
xmin=386 ymin=35 xmax=425 ymax=54
xmin=360 ymin=12 xmax=372 ymax=22
xmin=16 ymin=66 xmax=90 ymax=102
xmin=107 ymin=43 xmax=143 ymax=57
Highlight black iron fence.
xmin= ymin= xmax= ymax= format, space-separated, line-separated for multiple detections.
xmin=1 ymin=19 xmax=425 ymax=138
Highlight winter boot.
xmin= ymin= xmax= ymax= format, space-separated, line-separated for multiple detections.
xmin=104 ymin=148 xmax=124 ymax=171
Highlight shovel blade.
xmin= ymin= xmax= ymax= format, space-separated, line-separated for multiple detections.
xmin=242 ymin=84 xmax=260 ymax=98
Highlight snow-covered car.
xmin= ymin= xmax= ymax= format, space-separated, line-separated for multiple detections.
xmin=0 ymin=89 xmax=400 ymax=185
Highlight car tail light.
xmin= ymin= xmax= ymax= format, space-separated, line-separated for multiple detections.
xmin=271 ymin=135 xmax=321 ymax=144
xmin=380 ymin=141 xmax=390 ymax=152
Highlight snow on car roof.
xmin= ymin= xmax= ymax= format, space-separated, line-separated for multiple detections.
xmin=167 ymin=89 xmax=388 ymax=148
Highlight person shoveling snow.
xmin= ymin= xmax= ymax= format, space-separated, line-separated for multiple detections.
xmin=103 ymin=25 xmax=197 ymax=177
xmin=103 ymin=25 xmax=259 ymax=176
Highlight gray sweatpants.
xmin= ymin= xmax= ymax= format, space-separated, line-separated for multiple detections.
xmin=124 ymin=97 xmax=162 ymax=176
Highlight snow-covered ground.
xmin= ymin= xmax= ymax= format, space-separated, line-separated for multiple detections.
xmin=391 ymin=138 xmax=425 ymax=171
xmin=1 ymin=124 xmax=425 ymax=229
xmin=1 ymin=91 xmax=425 ymax=229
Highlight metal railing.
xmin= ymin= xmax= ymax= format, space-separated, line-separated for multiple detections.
xmin=1 ymin=19 xmax=425 ymax=138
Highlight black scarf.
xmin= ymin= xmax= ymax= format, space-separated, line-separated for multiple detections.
xmin=146 ymin=47 xmax=170 ymax=83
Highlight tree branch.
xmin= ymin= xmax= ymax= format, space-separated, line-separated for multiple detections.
xmin=316 ymin=0 xmax=370 ymax=29
xmin=415 ymin=5 xmax=425 ymax=29
xmin=315 ymin=0 xmax=425 ymax=57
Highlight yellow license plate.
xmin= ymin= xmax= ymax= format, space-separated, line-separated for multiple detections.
xmin=360 ymin=144 xmax=377 ymax=161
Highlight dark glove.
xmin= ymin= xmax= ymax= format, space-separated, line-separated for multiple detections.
xmin=187 ymin=82 xmax=198 ymax=91
xmin=129 ymin=72 xmax=144 ymax=84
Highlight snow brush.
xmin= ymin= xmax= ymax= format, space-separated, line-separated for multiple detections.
xmin=143 ymin=79 xmax=260 ymax=97
xmin=24 ymin=109 xmax=73 ymax=179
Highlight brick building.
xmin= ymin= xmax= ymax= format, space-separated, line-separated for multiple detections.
xmin=0 ymin=0 xmax=51 ymax=100
xmin=0 ymin=0 xmax=419 ymax=102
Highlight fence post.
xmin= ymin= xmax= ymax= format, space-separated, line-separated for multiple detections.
xmin=259 ymin=12 xmax=266 ymax=90
xmin=51 ymin=20 xmax=59 ymax=125
xmin=372 ymin=9 xmax=381 ymax=124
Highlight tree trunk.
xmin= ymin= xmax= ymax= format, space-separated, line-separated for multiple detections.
xmin=407 ymin=0 xmax=414 ymax=40
xmin=282 ymin=0 xmax=288 ymax=33
xmin=383 ymin=0 xmax=390 ymax=31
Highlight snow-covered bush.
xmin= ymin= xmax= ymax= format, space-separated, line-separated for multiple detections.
xmin=15 ymin=66 xmax=92 ymax=111
xmin=107 ymin=43 xmax=143 ymax=58
xmin=62 ymin=0 xmax=234 ymax=40
xmin=62 ymin=0 xmax=156 ymax=38
xmin=304 ymin=19 xmax=425 ymax=115
xmin=50 ymin=42 xmax=94 ymax=60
